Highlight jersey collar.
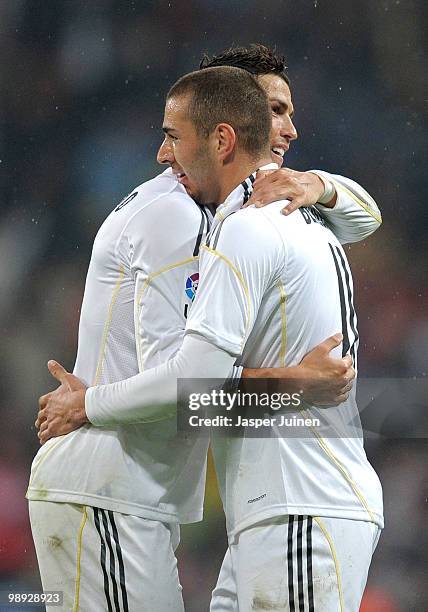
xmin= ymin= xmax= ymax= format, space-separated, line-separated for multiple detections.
xmin=213 ymin=163 xmax=279 ymax=223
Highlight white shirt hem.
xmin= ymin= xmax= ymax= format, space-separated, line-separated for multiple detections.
xmin=228 ymin=504 xmax=384 ymax=542
xmin=26 ymin=487 xmax=203 ymax=525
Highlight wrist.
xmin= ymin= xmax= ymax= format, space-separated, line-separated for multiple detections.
xmin=309 ymin=172 xmax=337 ymax=207
xmin=318 ymin=179 xmax=336 ymax=207
xmin=77 ymin=389 xmax=89 ymax=425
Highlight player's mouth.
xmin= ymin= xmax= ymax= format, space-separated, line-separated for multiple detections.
xmin=175 ymin=172 xmax=189 ymax=186
xmin=174 ymin=170 xmax=193 ymax=193
xmin=271 ymin=145 xmax=288 ymax=166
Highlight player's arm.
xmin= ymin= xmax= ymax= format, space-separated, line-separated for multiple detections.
xmin=242 ymin=334 xmax=354 ymax=407
xmin=35 ymin=332 xmax=235 ymax=440
xmin=36 ymin=328 xmax=354 ymax=441
xmin=90 ymin=210 xmax=351 ymax=422
xmin=83 ymin=192 xmax=222 ymax=424
xmin=312 ymin=170 xmax=382 ymax=243
xmin=35 ymin=188 xmax=214 ymax=437
xmin=36 ymin=212 xmax=278 ymax=434
xmin=82 ymin=211 xmax=276 ymax=426
xmin=245 ymin=167 xmax=382 ymax=243
xmin=36 ymin=211 xmax=352 ymax=439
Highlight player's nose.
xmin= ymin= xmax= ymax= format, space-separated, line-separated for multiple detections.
xmin=282 ymin=115 xmax=298 ymax=142
xmin=157 ymin=139 xmax=175 ymax=165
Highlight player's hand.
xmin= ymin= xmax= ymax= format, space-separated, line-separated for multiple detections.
xmin=242 ymin=333 xmax=354 ymax=407
xmin=36 ymin=360 xmax=89 ymax=445
xmin=244 ymin=168 xmax=335 ymax=214
xmin=292 ymin=333 xmax=355 ymax=406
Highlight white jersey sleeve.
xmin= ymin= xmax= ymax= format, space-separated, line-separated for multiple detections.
xmin=86 ymin=334 xmax=235 ymax=424
xmin=311 ymin=170 xmax=382 ymax=244
xmin=186 ymin=211 xmax=286 ymax=356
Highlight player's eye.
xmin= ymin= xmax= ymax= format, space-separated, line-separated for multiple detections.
xmin=163 ymin=132 xmax=178 ymax=143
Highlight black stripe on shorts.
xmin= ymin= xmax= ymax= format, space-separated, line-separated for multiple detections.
xmin=100 ymin=509 xmax=121 ymax=611
xmin=297 ymin=516 xmax=305 ymax=610
xmin=108 ymin=511 xmax=129 ymax=612
xmin=287 ymin=516 xmax=315 ymax=611
xmin=287 ymin=515 xmax=296 ymax=611
xmin=307 ymin=517 xmax=314 ymax=611
xmin=93 ymin=508 xmax=113 ymax=612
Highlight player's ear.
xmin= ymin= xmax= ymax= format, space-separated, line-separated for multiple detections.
xmin=214 ymin=123 xmax=236 ymax=162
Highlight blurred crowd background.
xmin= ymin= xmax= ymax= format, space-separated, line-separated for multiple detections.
xmin=1 ymin=0 xmax=426 ymax=610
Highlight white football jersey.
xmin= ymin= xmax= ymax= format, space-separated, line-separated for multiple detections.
xmin=187 ymin=172 xmax=384 ymax=538
xmin=27 ymin=165 xmax=382 ymax=529
xmin=27 ymin=168 xmax=211 ymax=523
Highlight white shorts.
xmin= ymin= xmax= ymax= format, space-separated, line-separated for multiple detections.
xmin=29 ymin=500 xmax=184 ymax=612
xmin=210 ymin=515 xmax=381 ymax=612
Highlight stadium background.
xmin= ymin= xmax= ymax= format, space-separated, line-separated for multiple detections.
xmin=1 ymin=1 xmax=426 ymax=610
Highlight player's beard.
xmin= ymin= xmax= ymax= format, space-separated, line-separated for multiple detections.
xmin=185 ymin=146 xmax=218 ymax=205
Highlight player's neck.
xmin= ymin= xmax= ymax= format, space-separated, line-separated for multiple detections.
xmin=216 ymin=153 xmax=272 ymax=204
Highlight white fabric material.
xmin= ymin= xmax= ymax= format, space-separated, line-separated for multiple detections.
xmin=210 ymin=515 xmax=381 ymax=612
xmin=82 ymin=175 xmax=384 ymax=537
xmin=188 ymin=183 xmax=384 ymax=536
xmin=227 ymin=365 xmax=244 ymax=391
xmin=83 ymin=167 xmax=382 ymax=425
xmin=29 ymin=500 xmax=184 ymax=612
xmin=27 ymin=168 xmax=211 ymax=524
xmin=311 ymin=170 xmax=382 ymax=243
xmin=315 ymin=173 xmax=336 ymax=204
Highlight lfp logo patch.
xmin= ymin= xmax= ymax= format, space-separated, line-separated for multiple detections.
xmin=185 ymin=273 xmax=199 ymax=301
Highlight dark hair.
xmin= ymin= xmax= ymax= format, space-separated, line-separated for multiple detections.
xmin=167 ymin=66 xmax=271 ymax=159
xmin=199 ymin=43 xmax=290 ymax=86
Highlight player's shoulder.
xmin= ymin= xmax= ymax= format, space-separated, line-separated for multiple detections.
xmin=116 ymin=168 xmax=201 ymax=221
xmin=223 ymin=203 xmax=285 ymax=242
xmin=98 ymin=168 xmax=204 ymax=241
xmin=207 ymin=204 xmax=285 ymax=263
xmin=127 ymin=167 xmax=184 ymax=203
xmin=254 ymin=200 xmax=331 ymax=234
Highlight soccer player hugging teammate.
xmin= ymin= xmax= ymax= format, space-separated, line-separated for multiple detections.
xmin=30 ymin=46 xmax=382 ymax=611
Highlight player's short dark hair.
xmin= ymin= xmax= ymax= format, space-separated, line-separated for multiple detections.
xmin=167 ymin=66 xmax=271 ymax=159
xmin=199 ymin=43 xmax=290 ymax=86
